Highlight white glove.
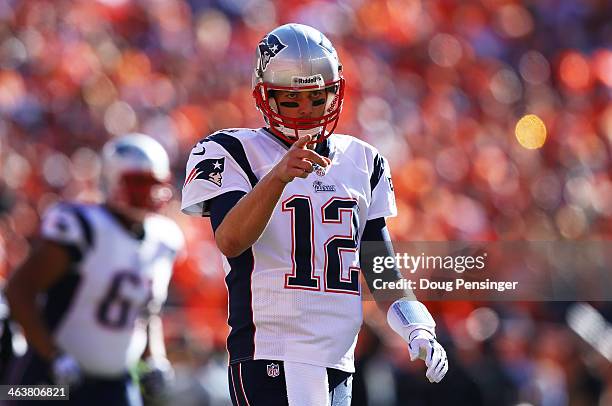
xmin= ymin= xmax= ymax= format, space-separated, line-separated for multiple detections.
xmin=408 ymin=330 xmax=448 ymax=383
xmin=51 ymin=353 xmax=82 ymax=386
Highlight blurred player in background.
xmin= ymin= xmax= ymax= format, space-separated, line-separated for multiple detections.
xmin=5 ymin=134 xmax=184 ymax=405
xmin=182 ymin=23 xmax=447 ymax=405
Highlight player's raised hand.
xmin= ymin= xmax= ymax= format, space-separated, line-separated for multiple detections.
xmin=271 ymin=134 xmax=332 ymax=183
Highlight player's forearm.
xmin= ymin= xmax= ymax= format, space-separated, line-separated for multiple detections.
xmin=144 ymin=314 xmax=167 ymax=360
xmin=361 ymin=249 xmax=416 ymax=312
xmin=359 ymin=218 xmax=417 ymax=311
xmin=5 ymin=283 xmax=58 ymax=361
xmin=215 ymin=171 xmax=286 ymax=257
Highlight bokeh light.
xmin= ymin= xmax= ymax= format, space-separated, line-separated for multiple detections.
xmin=519 ymin=50 xmax=550 ymax=85
xmin=496 ymin=4 xmax=534 ymax=38
xmin=466 ymin=307 xmax=500 ymax=341
xmin=515 ymin=114 xmax=547 ymax=149
xmin=428 ymin=33 xmax=463 ymax=68
xmin=559 ymin=51 xmax=592 ymax=91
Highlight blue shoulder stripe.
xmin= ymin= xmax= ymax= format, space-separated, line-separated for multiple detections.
xmin=369 ymin=154 xmax=385 ymax=195
xmin=206 ymin=132 xmax=259 ymax=188
xmin=71 ymin=206 xmax=94 ymax=249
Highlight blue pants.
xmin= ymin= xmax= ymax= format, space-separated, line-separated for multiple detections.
xmin=228 ymin=359 xmax=353 ymax=405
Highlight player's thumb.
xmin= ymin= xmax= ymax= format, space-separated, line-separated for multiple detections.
xmin=293 ymin=134 xmax=311 ymax=149
xmin=408 ymin=342 xmax=420 ymax=362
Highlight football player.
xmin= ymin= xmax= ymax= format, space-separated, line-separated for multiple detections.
xmin=5 ymin=134 xmax=183 ymax=405
xmin=182 ymin=24 xmax=448 ymax=405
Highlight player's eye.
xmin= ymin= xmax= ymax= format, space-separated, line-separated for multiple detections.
xmin=311 ymin=91 xmax=325 ymax=107
xmin=279 ymin=92 xmax=300 ymax=107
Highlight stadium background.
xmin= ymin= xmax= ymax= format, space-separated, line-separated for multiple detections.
xmin=0 ymin=0 xmax=610 ymax=404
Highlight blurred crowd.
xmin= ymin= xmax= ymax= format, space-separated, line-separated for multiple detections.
xmin=0 ymin=0 xmax=610 ymax=404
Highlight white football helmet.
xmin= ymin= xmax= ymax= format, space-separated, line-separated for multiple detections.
xmin=252 ymin=23 xmax=345 ymax=143
xmin=101 ymin=133 xmax=172 ymax=210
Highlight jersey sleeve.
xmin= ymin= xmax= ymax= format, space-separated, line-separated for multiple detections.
xmin=149 ymin=260 xmax=174 ymax=314
xmin=40 ymin=203 xmax=92 ymax=260
xmin=147 ymin=217 xmax=185 ymax=314
xmin=368 ymin=154 xmax=397 ymax=220
xmin=161 ymin=217 xmax=185 ymax=256
xmin=181 ymin=135 xmax=254 ymax=217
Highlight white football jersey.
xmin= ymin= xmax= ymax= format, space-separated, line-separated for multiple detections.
xmin=39 ymin=203 xmax=184 ymax=377
xmin=182 ymin=128 xmax=396 ymax=372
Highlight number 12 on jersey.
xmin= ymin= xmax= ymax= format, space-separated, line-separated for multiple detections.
xmin=282 ymin=196 xmax=360 ymax=295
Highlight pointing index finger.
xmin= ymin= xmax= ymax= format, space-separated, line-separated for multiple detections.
xmin=292 ymin=134 xmax=311 ymax=149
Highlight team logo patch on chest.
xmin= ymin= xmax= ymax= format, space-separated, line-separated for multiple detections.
xmin=313 ymin=180 xmax=336 ymax=192
xmin=267 ymin=363 xmax=280 ymax=378
xmin=184 ymin=157 xmax=225 ymax=187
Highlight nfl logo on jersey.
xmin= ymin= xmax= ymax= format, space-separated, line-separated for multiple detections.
xmin=267 ymin=363 xmax=280 ymax=378
xmin=312 ymin=163 xmax=327 ymax=177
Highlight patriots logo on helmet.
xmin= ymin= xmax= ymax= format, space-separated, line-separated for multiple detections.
xmin=115 ymin=143 xmax=149 ymax=160
xmin=258 ymin=34 xmax=287 ymax=72
xmin=184 ymin=157 xmax=225 ymax=188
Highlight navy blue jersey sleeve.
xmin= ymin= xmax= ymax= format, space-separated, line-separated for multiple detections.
xmin=360 ymin=217 xmax=402 ymax=294
xmin=208 ymin=190 xmax=247 ymax=232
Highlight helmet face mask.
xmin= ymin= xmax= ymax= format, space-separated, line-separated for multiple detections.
xmin=252 ymin=24 xmax=345 ymax=143
xmin=115 ymin=172 xmax=173 ymax=211
xmin=253 ymin=80 xmax=345 ymax=143
xmin=101 ymin=134 xmax=172 ymax=213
